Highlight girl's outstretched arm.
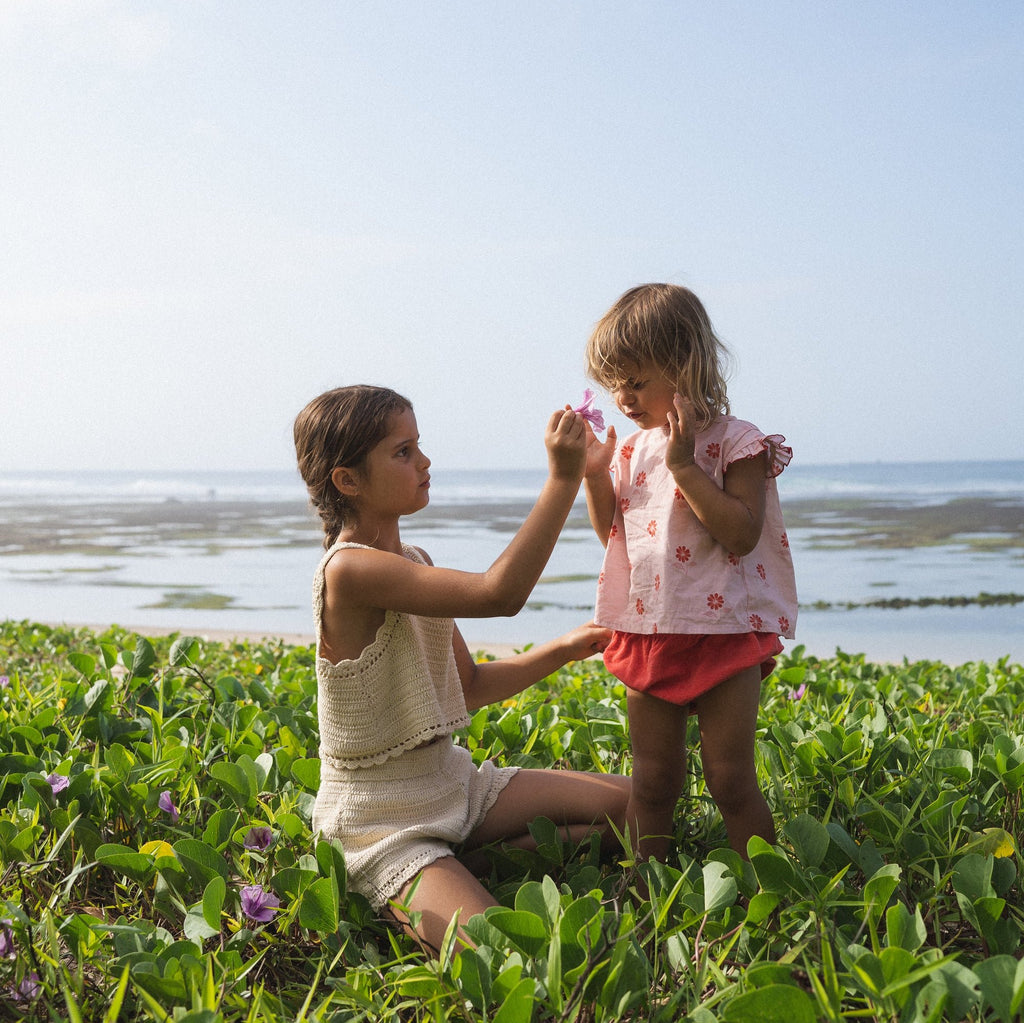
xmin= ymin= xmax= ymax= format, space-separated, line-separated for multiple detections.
xmin=666 ymin=394 xmax=767 ymax=555
xmin=452 ymin=621 xmax=611 ymax=712
xmin=324 ymin=409 xmax=587 ymax=621
xmin=583 ymin=423 xmax=617 ymax=545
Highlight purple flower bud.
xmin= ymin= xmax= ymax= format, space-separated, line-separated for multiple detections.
xmin=0 ymin=920 xmax=14 ymax=958
xmin=158 ymin=790 xmax=179 ymax=823
xmin=0 ymin=675 xmax=9 ymax=689
xmin=243 ymin=826 xmax=273 ymax=852
xmin=240 ymin=884 xmax=280 ymax=924
xmin=788 ymin=683 xmax=807 ymax=701
xmin=47 ymin=773 xmax=70 ymax=796
xmin=12 ymin=971 xmax=41 ymax=1002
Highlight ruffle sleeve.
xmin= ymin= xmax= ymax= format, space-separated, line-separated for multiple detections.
xmin=726 ymin=430 xmax=793 ymax=479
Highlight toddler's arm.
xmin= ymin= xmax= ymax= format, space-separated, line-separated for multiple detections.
xmin=453 ymin=621 xmax=611 ymax=711
xmin=583 ymin=423 xmax=617 ymax=546
xmin=666 ymin=395 xmax=767 ymax=555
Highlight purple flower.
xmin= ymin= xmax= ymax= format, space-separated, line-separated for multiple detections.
xmin=240 ymin=884 xmax=280 ymax=924
xmin=158 ymin=790 xmax=179 ymax=823
xmin=243 ymin=826 xmax=273 ymax=852
xmin=12 ymin=971 xmax=40 ymax=1002
xmin=573 ymin=389 xmax=606 ymax=433
xmin=788 ymin=683 xmax=807 ymax=701
xmin=0 ymin=675 xmax=9 ymax=689
xmin=47 ymin=773 xmax=70 ymax=796
xmin=0 ymin=919 xmax=14 ymax=958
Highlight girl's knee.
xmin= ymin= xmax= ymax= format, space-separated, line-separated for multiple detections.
xmin=631 ymin=759 xmax=685 ymax=811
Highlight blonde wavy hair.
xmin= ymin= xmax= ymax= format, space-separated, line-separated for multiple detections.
xmin=585 ymin=283 xmax=731 ymax=428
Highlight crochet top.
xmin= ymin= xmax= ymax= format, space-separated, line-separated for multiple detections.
xmin=313 ymin=541 xmax=470 ymax=770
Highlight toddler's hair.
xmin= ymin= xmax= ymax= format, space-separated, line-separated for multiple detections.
xmin=585 ymin=283 xmax=731 ymax=428
xmin=294 ymin=385 xmax=413 ymax=547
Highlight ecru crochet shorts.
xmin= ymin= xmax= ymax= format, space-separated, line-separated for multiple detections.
xmin=312 ymin=739 xmax=518 ymax=910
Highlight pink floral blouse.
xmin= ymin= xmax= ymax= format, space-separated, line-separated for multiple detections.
xmin=594 ymin=416 xmax=798 ymax=638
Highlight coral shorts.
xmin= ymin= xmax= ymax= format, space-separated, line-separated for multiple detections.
xmin=602 ymin=631 xmax=783 ymax=707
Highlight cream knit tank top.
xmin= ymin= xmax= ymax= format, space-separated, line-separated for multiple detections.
xmin=313 ymin=541 xmax=471 ymax=770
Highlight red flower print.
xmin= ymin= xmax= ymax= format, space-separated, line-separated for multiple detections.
xmin=647 ymin=519 xmax=657 ymax=537
xmin=620 ymin=497 xmax=630 ymax=512
xmin=598 ymin=571 xmax=605 ymax=585
xmin=621 ymin=444 xmax=634 ymax=460
xmin=654 ymin=573 xmax=661 ymax=591
xmin=675 ymin=545 xmax=691 ymax=564
xmin=634 ymin=471 xmax=647 ymax=488
xmin=728 ymin=553 xmax=740 ymax=566
xmin=778 ymin=616 xmax=790 ymax=633
xmin=636 ymin=598 xmax=645 ymax=615
xmin=674 ymin=487 xmax=685 ymax=502
xmin=749 ymin=614 xmax=764 ymax=630
xmin=705 ymin=442 xmax=721 ymax=459
xmin=707 ymin=593 xmax=725 ymax=610
xmin=652 ymin=623 xmax=658 ymax=634
xmin=757 ymin=563 xmax=766 ymax=580
xmin=609 ymin=524 xmax=619 ymax=539
xmin=781 ymin=532 xmax=790 ymax=549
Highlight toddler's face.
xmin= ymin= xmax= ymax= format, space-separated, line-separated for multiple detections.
xmin=610 ymin=361 xmax=677 ymax=430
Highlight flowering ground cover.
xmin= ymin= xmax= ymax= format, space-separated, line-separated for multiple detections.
xmin=0 ymin=620 xmax=1022 ymax=1021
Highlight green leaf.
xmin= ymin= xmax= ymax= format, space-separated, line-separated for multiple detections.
xmin=172 ymin=839 xmax=230 ymax=887
xmin=290 ymin=757 xmax=320 ymax=790
xmin=184 ymin=903 xmax=220 ymax=943
xmin=67 ymin=652 xmax=97 ymax=677
xmin=722 ymin=984 xmax=817 ymax=1023
xmin=703 ymin=860 xmax=738 ymax=914
xmin=975 ymin=955 xmax=1024 ymax=1023
xmin=95 ymin=844 xmax=156 ymax=884
xmin=202 ymin=876 xmax=225 ymax=930
xmin=485 ymin=908 xmax=550 ymax=956
xmin=209 ymin=761 xmax=254 ymax=807
xmin=784 ymin=813 xmax=829 ymax=868
xmin=298 ymin=876 xmax=338 ymax=932
xmin=491 ymin=976 xmax=534 ymax=1023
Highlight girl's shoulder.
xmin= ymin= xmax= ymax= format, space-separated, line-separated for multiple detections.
xmin=703 ymin=416 xmax=793 ymax=477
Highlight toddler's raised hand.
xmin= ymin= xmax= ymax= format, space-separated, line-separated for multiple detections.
xmin=665 ymin=393 xmax=697 ymax=475
xmin=545 ymin=408 xmax=587 ymax=482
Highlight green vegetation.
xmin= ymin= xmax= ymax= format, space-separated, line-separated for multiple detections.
xmin=0 ymin=620 xmax=1022 ymax=1021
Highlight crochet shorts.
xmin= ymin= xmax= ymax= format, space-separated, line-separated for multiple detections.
xmin=312 ymin=739 xmax=518 ymax=909
xmin=603 ymin=631 xmax=783 ymax=707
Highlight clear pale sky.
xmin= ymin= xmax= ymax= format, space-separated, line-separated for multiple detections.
xmin=3 ymin=1 xmax=1022 ymax=472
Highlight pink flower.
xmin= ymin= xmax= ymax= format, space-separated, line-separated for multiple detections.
xmin=789 ymin=683 xmax=807 ymax=701
xmin=573 ymin=389 xmax=606 ymax=432
xmin=243 ymin=826 xmax=274 ymax=852
xmin=47 ymin=773 xmax=69 ymax=796
xmin=158 ymin=791 xmax=179 ymax=823
xmin=240 ymin=884 xmax=280 ymax=923
xmin=0 ymin=675 xmax=9 ymax=689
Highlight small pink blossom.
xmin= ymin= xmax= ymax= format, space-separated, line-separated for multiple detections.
xmin=47 ymin=773 xmax=69 ymax=796
xmin=243 ymin=826 xmax=274 ymax=852
xmin=573 ymin=389 xmax=606 ymax=432
xmin=0 ymin=675 xmax=9 ymax=689
xmin=789 ymin=684 xmax=807 ymax=701
xmin=240 ymin=884 xmax=281 ymax=923
xmin=158 ymin=790 xmax=179 ymax=823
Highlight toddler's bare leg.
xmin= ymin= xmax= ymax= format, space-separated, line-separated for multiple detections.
xmin=694 ymin=665 xmax=775 ymax=855
xmin=623 ymin=689 xmax=689 ymax=862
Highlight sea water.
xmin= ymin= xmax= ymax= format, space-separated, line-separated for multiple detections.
xmin=1 ymin=462 xmax=1021 ymax=663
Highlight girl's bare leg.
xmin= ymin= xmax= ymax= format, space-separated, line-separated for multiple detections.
xmin=693 ymin=665 xmax=775 ymax=855
xmin=466 ymin=768 xmax=630 ymax=855
xmin=623 ymin=689 xmax=689 ymax=862
xmin=392 ymin=768 xmax=630 ymax=953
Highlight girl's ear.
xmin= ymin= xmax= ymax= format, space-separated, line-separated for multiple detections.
xmin=330 ymin=466 xmax=360 ymax=496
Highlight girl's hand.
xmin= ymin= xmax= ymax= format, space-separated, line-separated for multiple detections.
xmin=545 ymin=408 xmax=587 ymax=482
xmin=560 ymin=621 xmax=613 ymax=661
xmin=665 ymin=393 xmax=697 ymax=475
xmin=584 ymin=421 xmax=617 ymax=479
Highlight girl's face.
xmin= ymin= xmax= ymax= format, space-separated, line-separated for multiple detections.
xmin=353 ymin=407 xmax=432 ymax=518
xmin=610 ymin=361 xmax=678 ymax=430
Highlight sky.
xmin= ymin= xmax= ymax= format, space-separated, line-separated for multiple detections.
xmin=2 ymin=1 xmax=1022 ymax=473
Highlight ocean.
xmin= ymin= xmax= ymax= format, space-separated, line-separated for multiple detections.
xmin=1 ymin=461 xmax=1022 ymax=664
